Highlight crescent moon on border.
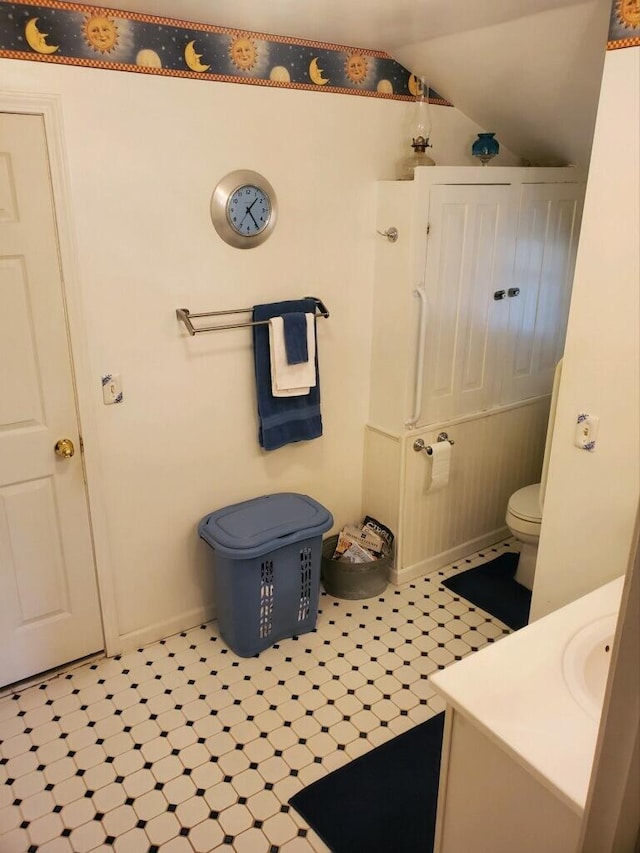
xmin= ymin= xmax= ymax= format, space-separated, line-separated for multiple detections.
xmin=184 ymin=40 xmax=210 ymax=72
xmin=408 ymin=74 xmax=426 ymax=97
xmin=309 ymin=57 xmax=329 ymax=86
xmin=25 ymin=18 xmax=59 ymax=54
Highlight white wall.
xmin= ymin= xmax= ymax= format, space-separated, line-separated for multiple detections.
xmin=393 ymin=0 xmax=609 ymax=169
xmin=531 ymin=46 xmax=640 ymax=620
xmin=1 ymin=57 xmax=490 ymax=651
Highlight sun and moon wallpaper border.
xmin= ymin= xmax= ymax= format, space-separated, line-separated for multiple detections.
xmin=607 ymin=0 xmax=640 ymax=48
xmin=0 ymin=0 xmax=636 ymax=99
xmin=0 ymin=0 xmax=452 ymax=104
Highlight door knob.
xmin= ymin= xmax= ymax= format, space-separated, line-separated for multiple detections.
xmin=54 ymin=438 xmax=75 ymax=458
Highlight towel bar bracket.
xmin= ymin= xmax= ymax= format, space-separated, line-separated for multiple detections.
xmin=377 ymin=226 xmax=399 ymax=243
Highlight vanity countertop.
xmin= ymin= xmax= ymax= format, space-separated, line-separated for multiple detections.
xmin=431 ymin=575 xmax=624 ymax=814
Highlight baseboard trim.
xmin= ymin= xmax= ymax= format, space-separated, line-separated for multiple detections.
xmin=117 ymin=605 xmax=217 ymax=654
xmin=390 ymin=527 xmax=510 ymax=585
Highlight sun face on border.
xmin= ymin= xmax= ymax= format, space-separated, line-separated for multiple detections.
xmin=83 ymin=14 xmax=118 ymax=54
xmin=616 ymin=0 xmax=640 ymax=27
xmin=344 ymin=53 xmax=368 ymax=84
xmin=229 ymin=36 xmax=257 ymax=71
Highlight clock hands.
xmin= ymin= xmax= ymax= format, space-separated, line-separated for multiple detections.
xmin=239 ymin=196 xmax=261 ymax=231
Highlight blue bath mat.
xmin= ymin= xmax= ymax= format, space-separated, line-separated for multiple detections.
xmin=289 ymin=712 xmax=445 ymax=853
xmin=442 ymin=552 xmax=531 ymax=630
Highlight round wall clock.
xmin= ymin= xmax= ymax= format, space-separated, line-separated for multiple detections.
xmin=210 ymin=169 xmax=278 ymax=249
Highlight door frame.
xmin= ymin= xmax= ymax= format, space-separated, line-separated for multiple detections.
xmin=1 ymin=90 xmax=121 ymax=657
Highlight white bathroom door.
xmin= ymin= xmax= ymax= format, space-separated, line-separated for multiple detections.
xmin=0 ymin=112 xmax=103 ymax=687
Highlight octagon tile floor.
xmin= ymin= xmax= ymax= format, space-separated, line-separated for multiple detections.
xmin=0 ymin=540 xmax=517 ymax=853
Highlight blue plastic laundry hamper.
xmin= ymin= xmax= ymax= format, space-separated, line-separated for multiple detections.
xmin=198 ymin=493 xmax=333 ymax=657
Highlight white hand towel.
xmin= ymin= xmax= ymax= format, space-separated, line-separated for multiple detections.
xmin=269 ymin=314 xmax=316 ymax=397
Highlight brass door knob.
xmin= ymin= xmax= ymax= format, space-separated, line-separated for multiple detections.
xmin=54 ymin=438 xmax=75 ymax=458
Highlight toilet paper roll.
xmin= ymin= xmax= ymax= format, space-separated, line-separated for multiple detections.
xmin=429 ymin=440 xmax=451 ymax=491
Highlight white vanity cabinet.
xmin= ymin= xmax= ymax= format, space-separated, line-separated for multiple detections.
xmin=370 ymin=167 xmax=585 ymax=432
xmin=430 ymin=579 xmax=623 ymax=853
xmin=434 ymin=710 xmax=582 ymax=853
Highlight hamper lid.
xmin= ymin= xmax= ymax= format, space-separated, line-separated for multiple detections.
xmin=198 ymin=492 xmax=333 ymax=559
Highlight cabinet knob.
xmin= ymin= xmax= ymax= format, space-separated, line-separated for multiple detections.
xmin=508 ymin=287 xmax=521 ymax=297
xmin=493 ymin=290 xmax=507 ymax=300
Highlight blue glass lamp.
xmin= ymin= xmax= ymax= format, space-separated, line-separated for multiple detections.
xmin=472 ymin=132 xmax=499 ymax=165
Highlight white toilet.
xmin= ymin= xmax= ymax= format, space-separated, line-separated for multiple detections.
xmin=506 ymin=359 xmax=563 ymax=590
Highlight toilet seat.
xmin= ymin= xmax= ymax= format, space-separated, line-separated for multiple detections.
xmin=505 ymin=482 xmax=543 ymax=592
xmin=507 ymin=483 xmax=542 ymax=524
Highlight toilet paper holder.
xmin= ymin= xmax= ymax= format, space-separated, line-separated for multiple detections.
xmin=413 ymin=432 xmax=455 ymax=455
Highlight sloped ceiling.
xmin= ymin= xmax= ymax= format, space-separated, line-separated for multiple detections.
xmin=62 ymin=0 xmax=611 ymax=167
xmin=393 ymin=0 xmax=611 ymax=167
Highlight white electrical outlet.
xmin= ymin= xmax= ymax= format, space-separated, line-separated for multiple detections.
xmin=102 ymin=373 xmax=123 ymax=405
xmin=575 ymin=413 xmax=599 ymax=451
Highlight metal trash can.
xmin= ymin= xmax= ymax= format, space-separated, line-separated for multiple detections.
xmin=321 ymin=534 xmax=391 ymax=599
xmin=198 ymin=493 xmax=333 ymax=657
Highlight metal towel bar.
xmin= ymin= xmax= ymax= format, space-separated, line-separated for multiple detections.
xmin=176 ymin=297 xmax=329 ymax=336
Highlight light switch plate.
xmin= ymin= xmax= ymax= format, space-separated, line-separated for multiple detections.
xmin=102 ymin=373 xmax=123 ymax=405
xmin=575 ymin=413 xmax=598 ymax=451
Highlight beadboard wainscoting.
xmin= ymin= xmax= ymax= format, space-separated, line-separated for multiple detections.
xmin=363 ymin=397 xmax=551 ymax=584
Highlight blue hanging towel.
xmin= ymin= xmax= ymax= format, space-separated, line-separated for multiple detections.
xmin=282 ymin=312 xmax=309 ymax=364
xmin=253 ymin=299 xmax=322 ymax=451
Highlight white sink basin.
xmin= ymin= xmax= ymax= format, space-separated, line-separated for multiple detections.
xmin=562 ymin=613 xmax=617 ymax=721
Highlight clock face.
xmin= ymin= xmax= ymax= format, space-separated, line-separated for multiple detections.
xmin=227 ymin=185 xmax=271 ymax=237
